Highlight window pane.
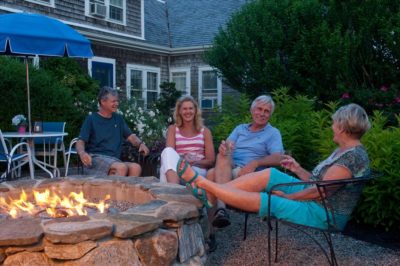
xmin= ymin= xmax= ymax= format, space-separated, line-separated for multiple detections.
xmin=92 ymin=61 xmax=113 ymax=88
xmin=172 ymin=72 xmax=187 ymax=93
xmin=202 ymin=70 xmax=217 ymax=91
xmin=147 ymin=91 xmax=158 ymax=107
xmin=130 ymin=70 xmax=142 ymax=99
xmin=110 ymin=0 xmax=122 ymax=6
xmin=110 ymin=6 xmax=123 ymax=21
xmin=147 ymin=72 xmax=158 ymax=92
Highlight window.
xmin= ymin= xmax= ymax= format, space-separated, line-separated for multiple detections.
xmin=126 ymin=64 xmax=160 ymax=108
xmin=87 ymin=0 xmax=126 ymax=24
xmin=170 ymin=68 xmax=190 ymax=95
xmin=25 ymin=0 xmax=54 ymax=7
xmin=198 ymin=67 xmax=222 ymax=109
xmin=88 ymin=57 xmax=116 ymax=88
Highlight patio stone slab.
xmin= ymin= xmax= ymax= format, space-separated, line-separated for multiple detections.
xmin=44 ymin=220 xmax=113 ymax=244
xmin=0 ymin=218 xmax=43 ymax=246
xmin=106 ymin=214 xmax=162 ymax=238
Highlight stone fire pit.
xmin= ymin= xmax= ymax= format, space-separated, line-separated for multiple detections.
xmin=0 ymin=176 xmax=207 ymax=266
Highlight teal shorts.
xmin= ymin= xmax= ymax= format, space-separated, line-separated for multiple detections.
xmin=258 ymin=168 xmax=348 ymax=230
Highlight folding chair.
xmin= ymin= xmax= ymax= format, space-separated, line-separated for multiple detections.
xmin=0 ymin=130 xmax=34 ymax=181
xmin=65 ymin=137 xmax=83 ymax=176
xmin=266 ymin=171 xmax=380 ymax=266
xmin=34 ymin=122 xmax=66 ymax=177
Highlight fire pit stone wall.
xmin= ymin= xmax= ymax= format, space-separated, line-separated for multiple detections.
xmin=0 ymin=176 xmax=208 ymax=266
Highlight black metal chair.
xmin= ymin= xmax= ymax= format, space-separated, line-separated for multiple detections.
xmin=266 ymin=171 xmax=380 ymax=266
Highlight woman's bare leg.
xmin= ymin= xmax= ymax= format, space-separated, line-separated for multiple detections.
xmin=178 ymin=160 xmax=272 ymax=212
xmin=166 ymin=169 xmax=179 ymax=184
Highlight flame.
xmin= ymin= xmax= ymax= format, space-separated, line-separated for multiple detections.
xmin=0 ymin=189 xmax=110 ymax=218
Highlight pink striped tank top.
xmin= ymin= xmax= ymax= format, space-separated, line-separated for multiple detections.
xmin=175 ymin=126 xmax=205 ymax=161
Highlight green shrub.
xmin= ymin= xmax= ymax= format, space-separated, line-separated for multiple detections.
xmin=353 ymin=112 xmax=400 ymax=230
xmin=0 ymin=57 xmax=98 ymax=143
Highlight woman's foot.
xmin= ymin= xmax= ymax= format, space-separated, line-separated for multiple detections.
xmin=176 ymin=158 xmax=212 ymax=208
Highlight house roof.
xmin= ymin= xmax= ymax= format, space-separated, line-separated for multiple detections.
xmin=144 ymin=0 xmax=248 ymax=49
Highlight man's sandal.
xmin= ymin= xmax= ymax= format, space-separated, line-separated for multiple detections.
xmin=176 ymin=158 xmax=213 ymax=208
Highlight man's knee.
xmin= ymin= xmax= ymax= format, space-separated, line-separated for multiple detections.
xmin=110 ymin=162 xmax=128 ymax=176
xmin=127 ymin=162 xmax=141 ymax=176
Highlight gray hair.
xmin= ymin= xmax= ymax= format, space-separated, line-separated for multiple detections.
xmin=97 ymin=86 xmax=118 ymax=105
xmin=332 ymin=103 xmax=371 ymax=139
xmin=250 ymin=95 xmax=275 ymax=114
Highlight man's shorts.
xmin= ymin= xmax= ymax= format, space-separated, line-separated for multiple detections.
xmin=84 ymin=154 xmax=121 ymax=177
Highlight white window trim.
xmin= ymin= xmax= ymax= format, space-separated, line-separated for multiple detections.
xmin=198 ymin=66 xmax=222 ymax=109
xmin=85 ymin=0 xmax=127 ymax=26
xmin=170 ymin=67 xmax=191 ymax=95
xmin=126 ymin=64 xmax=161 ymax=108
xmin=25 ymin=0 xmax=55 ymax=7
xmin=88 ymin=56 xmax=116 ymax=88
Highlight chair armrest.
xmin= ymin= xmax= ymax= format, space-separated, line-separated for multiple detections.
xmin=9 ymin=142 xmax=32 ymax=158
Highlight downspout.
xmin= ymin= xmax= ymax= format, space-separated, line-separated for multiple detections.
xmin=165 ymin=1 xmax=172 ymax=79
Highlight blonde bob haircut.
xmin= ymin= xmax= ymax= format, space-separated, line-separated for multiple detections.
xmin=332 ymin=103 xmax=371 ymax=139
xmin=173 ymin=95 xmax=204 ymax=132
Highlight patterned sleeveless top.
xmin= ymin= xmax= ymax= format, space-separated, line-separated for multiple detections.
xmin=175 ymin=126 xmax=205 ymax=161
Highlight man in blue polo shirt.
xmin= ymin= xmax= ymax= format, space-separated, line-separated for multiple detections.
xmin=209 ymin=95 xmax=283 ymax=230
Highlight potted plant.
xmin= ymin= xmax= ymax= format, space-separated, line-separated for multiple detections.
xmin=12 ymin=114 xmax=28 ymax=133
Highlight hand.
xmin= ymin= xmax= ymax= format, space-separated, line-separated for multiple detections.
xmin=237 ymin=161 xmax=258 ymax=177
xmin=271 ymin=190 xmax=285 ymax=197
xmin=80 ymin=152 xmax=92 ymax=166
xmin=218 ymin=140 xmax=234 ymax=156
xmin=139 ymin=143 xmax=150 ymax=156
xmin=280 ymin=155 xmax=300 ymax=173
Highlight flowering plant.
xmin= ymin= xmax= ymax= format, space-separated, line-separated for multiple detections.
xmin=117 ymin=99 xmax=167 ymax=153
xmin=11 ymin=114 xmax=27 ymax=127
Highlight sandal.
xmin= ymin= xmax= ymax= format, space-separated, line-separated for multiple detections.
xmin=212 ymin=208 xmax=231 ymax=228
xmin=176 ymin=158 xmax=213 ymax=208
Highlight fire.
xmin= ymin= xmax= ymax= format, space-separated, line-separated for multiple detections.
xmin=0 ymin=189 xmax=110 ymax=218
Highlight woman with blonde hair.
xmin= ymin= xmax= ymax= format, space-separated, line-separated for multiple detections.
xmin=160 ymin=95 xmax=215 ymax=186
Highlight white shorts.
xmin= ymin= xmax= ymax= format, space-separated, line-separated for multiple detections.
xmin=159 ymin=147 xmax=207 ymax=183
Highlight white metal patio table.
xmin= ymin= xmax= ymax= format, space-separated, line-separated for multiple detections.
xmin=2 ymin=131 xmax=68 ymax=178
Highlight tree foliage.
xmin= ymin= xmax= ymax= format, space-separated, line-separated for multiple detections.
xmin=205 ymin=0 xmax=400 ymax=109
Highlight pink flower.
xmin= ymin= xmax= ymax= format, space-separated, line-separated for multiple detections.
xmin=341 ymin=92 xmax=350 ymax=99
xmin=394 ymin=97 xmax=400 ymax=103
xmin=380 ymin=85 xmax=389 ymax=92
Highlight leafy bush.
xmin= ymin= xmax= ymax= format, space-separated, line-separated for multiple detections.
xmin=0 ymin=57 xmax=97 ymax=142
xmin=208 ymin=94 xmax=251 ymax=147
xmin=153 ymin=81 xmax=181 ymax=122
xmin=353 ymin=112 xmax=400 ymax=230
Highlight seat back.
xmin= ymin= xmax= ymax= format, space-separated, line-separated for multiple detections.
xmin=317 ymin=171 xmax=379 ymax=230
xmin=0 ymin=130 xmax=9 ymax=156
xmin=34 ymin=122 xmax=66 ymax=145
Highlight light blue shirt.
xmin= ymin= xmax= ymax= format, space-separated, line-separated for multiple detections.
xmin=228 ymin=123 xmax=283 ymax=169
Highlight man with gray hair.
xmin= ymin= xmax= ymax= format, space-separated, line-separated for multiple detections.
xmin=76 ymin=86 xmax=149 ymax=177
xmin=208 ymin=95 xmax=283 ymax=230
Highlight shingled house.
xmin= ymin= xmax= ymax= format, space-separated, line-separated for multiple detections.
xmin=0 ymin=0 xmax=248 ymax=110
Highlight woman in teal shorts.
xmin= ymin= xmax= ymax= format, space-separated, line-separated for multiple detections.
xmin=176 ymin=103 xmax=371 ymax=230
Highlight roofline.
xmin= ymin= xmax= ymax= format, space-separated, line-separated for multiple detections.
xmin=1 ymin=6 xmax=212 ymax=56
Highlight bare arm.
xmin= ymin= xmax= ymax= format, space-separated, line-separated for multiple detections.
xmin=192 ymin=127 xmax=215 ymax=169
xmin=76 ymin=139 xmax=92 ymax=166
xmin=165 ymin=125 xmax=176 ymax=148
xmin=275 ymin=165 xmax=352 ymax=201
xmin=280 ymin=155 xmax=312 ymax=181
xmin=127 ymin=134 xmax=149 ymax=156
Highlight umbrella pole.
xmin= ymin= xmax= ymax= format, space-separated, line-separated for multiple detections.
xmin=25 ymin=57 xmax=32 ymax=133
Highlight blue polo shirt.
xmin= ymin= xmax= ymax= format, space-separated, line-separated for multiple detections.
xmin=79 ymin=112 xmax=132 ymax=158
xmin=228 ymin=123 xmax=283 ymax=169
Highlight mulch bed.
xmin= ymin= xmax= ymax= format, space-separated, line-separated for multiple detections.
xmin=343 ymin=220 xmax=400 ymax=251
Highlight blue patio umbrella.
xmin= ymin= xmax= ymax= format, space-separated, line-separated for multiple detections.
xmin=0 ymin=13 xmax=93 ymax=132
